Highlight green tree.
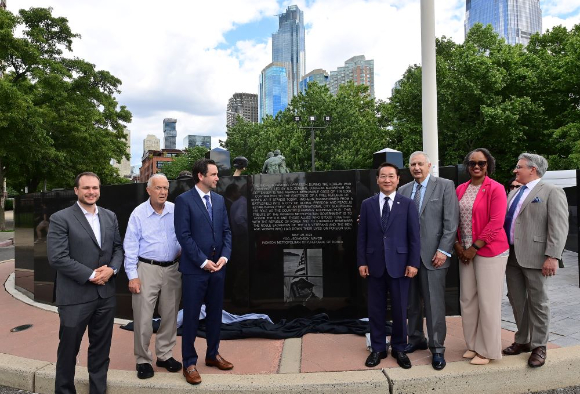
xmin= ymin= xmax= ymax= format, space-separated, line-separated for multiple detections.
xmin=385 ymin=23 xmax=580 ymax=183
xmin=223 ymin=81 xmax=386 ymax=173
xmin=0 ymin=7 xmax=131 ymax=230
xmin=160 ymin=146 xmax=209 ymax=179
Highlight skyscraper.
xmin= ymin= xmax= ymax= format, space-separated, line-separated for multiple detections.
xmin=328 ymin=55 xmax=375 ymax=97
xmin=259 ymin=63 xmax=289 ymax=120
xmin=272 ymin=5 xmax=305 ymax=100
xmin=143 ymin=134 xmax=160 ymax=155
xmin=465 ymin=0 xmax=542 ymax=46
xmin=299 ymin=69 xmax=329 ymax=94
xmin=112 ymin=129 xmax=131 ymax=178
xmin=227 ymin=93 xmax=258 ymax=127
xmin=163 ymin=118 xmax=177 ymax=149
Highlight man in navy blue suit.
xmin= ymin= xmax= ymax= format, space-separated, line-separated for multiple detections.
xmin=358 ymin=162 xmax=420 ymax=369
xmin=174 ymin=159 xmax=233 ymax=385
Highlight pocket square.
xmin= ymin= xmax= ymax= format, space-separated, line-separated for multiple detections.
xmin=532 ymin=197 xmax=542 ymax=203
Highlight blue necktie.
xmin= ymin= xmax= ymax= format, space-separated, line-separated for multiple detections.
xmin=504 ymin=185 xmax=527 ymax=241
xmin=381 ymin=196 xmax=390 ymax=232
xmin=203 ymin=195 xmax=213 ymax=221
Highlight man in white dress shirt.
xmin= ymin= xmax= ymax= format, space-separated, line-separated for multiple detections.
xmin=124 ymin=174 xmax=182 ymax=379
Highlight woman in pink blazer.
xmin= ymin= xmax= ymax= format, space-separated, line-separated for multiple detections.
xmin=454 ymin=148 xmax=509 ymax=365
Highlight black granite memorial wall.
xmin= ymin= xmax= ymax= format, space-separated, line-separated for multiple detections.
xmin=14 ymin=168 xmax=463 ymax=320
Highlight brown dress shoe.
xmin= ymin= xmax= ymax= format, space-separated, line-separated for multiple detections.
xmin=183 ymin=365 xmax=201 ymax=385
xmin=503 ymin=342 xmax=531 ymax=355
xmin=205 ymin=354 xmax=234 ymax=370
xmin=528 ymin=346 xmax=547 ymax=368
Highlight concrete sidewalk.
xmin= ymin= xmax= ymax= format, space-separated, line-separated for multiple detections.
xmin=1 ymin=252 xmax=579 ymax=393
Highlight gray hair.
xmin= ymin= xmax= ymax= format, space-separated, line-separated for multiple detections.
xmin=147 ymin=173 xmax=168 ymax=188
xmin=409 ymin=151 xmax=431 ymax=164
xmin=518 ymin=153 xmax=548 ymax=177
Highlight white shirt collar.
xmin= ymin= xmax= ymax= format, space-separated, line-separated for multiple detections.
xmin=77 ymin=201 xmax=99 ymax=215
xmin=379 ymin=191 xmax=396 ymax=201
xmin=523 ymin=178 xmax=541 ymax=191
xmin=195 ymin=185 xmax=211 ymax=200
xmin=146 ymin=198 xmax=172 ymax=217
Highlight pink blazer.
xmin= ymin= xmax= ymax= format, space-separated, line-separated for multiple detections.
xmin=456 ymin=176 xmax=509 ymax=257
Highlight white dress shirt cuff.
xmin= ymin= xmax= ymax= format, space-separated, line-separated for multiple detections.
xmin=88 ymin=271 xmax=96 ymax=281
xmin=200 ymin=260 xmax=209 ymax=269
xmin=437 ymin=249 xmax=452 ymax=258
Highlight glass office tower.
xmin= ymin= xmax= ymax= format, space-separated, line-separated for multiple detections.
xmin=465 ymin=0 xmax=542 ymax=46
xmin=272 ymin=5 xmax=305 ymax=100
xmin=259 ymin=63 xmax=289 ymax=121
xmin=299 ymin=69 xmax=329 ymax=94
xmin=163 ymin=118 xmax=177 ymax=149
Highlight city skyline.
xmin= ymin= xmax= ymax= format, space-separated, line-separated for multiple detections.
xmin=5 ymin=0 xmax=580 ymax=166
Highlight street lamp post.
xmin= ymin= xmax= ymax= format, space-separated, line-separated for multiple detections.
xmin=294 ymin=115 xmax=331 ymax=172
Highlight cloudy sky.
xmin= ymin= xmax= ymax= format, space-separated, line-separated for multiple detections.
xmin=7 ymin=0 xmax=580 ymax=168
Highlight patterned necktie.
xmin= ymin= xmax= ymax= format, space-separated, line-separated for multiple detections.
xmin=504 ymin=185 xmax=527 ymax=241
xmin=203 ymin=194 xmax=213 ymax=221
xmin=413 ymin=183 xmax=422 ymax=212
xmin=381 ymin=196 xmax=390 ymax=232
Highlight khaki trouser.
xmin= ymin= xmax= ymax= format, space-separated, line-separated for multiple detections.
xmin=133 ymin=262 xmax=182 ymax=364
xmin=459 ymin=253 xmax=507 ymax=360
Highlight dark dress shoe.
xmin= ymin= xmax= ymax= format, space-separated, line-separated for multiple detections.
xmin=136 ymin=363 xmax=154 ymax=379
xmin=404 ymin=339 xmax=428 ymax=353
xmin=391 ymin=350 xmax=412 ymax=369
xmin=432 ymin=353 xmax=446 ymax=370
xmin=528 ymin=346 xmax=546 ymax=368
xmin=503 ymin=342 xmax=531 ymax=356
xmin=183 ymin=365 xmax=202 ymax=385
xmin=156 ymin=357 xmax=182 ymax=372
xmin=205 ymin=354 xmax=234 ymax=370
xmin=365 ymin=351 xmax=388 ymax=367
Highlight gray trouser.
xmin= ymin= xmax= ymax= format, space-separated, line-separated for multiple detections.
xmin=506 ymin=250 xmax=550 ymax=349
xmin=407 ymin=262 xmax=447 ymax=354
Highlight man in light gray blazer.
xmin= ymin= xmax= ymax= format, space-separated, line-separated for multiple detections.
xmin=47 ymin=172 xmax=123 ymax=394
xmin=503 ymin=153 xmax=568 ymax=368
xmin=398 ymin=151 xmax=459 ymax=370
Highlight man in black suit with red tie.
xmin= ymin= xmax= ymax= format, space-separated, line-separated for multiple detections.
xmin=358 ymin=162 xmax=421 ymax=369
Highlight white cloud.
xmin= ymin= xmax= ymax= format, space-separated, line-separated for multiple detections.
xmin=6 ymin=0 xmax=580 ymax=168
xmin=542 ymin=0 xmax=580 ymax=17
xmin=543 ymin=15 xmax=580 ymax=32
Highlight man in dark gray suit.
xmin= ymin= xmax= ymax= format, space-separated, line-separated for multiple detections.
xmin=398 ymin=151 xmax=459 ymax=370
xmin=47 ymin=172 xmax=123 ymax=394
xmin=503 ymin=153 xmax=568 ymax=368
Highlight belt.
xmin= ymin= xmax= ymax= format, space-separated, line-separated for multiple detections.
xmin=138 ymin=257 xmax=179 ymax=267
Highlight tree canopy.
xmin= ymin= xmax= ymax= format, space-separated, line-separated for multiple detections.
xmin=0 ymin=7 xmax=132 ymax=195
xmin=222 ymin=82 xmax=387 ymax=173
xmin=385 ymin=23 xmax=580 ymax=182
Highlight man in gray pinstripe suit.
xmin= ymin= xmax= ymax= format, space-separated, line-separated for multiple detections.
xmin=502 ymin=153 xmax=568 ymax=368
xmin=399 ymin=151 xmax=459 ymax=370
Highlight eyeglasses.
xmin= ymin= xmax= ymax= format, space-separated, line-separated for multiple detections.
xmin=509 ymin=184 xmax=521 ymax=190
xmin=515 ymin=165 xmax=531 ymax=170
xmin=468 ymin=161 xmax=487 ymax=168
